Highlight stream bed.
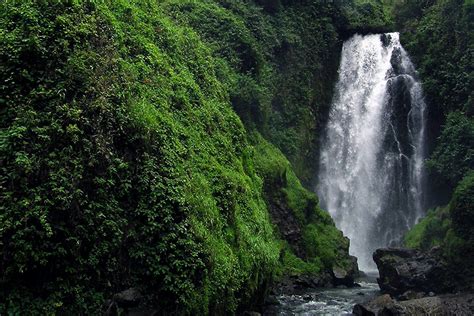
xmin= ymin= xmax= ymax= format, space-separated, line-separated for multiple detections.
xmin=264 ymin=275 xmax=380 ymax=316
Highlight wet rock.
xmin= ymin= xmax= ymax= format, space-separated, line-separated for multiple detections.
xmin=264 ymin=295 xmax=280 ymax=306
xmin=243 ymin=311 xmax=261 ymax=316
xmin=264 ymin=176 xmax=306 ymax=258
xmin=303 ymin=294 xmax=312 ymax=301
xmin=332 ymin=255 xmax=359 ymax=287
xmin=353 ymin=294 xmax=394 ymax=316
xmin=354 ymin=293 xmax=474 ymax=316
xmin=352 ymin=304 xmax=375 ymax=316
xmin=398 ymin=290 xmax=425 ymax=301
xmin=373 ymin=248 xmax=453 ymax=297
xmin=390 ymin=47 xmax=403 ymax=76
xmin=271 ymin=272 xmax=333 ymax=295
xmin=333 ymin=267 xmax=349 ymax=280
xmin=113 ymin=288 xmax=142 ymax=309
xmin=380 ymin=34 xmax=392 ymax=47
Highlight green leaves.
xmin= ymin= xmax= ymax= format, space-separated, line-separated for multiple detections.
xmin=427 ymin=112 xmax=474 ymax=187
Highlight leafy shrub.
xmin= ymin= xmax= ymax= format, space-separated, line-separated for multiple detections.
xmin=427 ymin=112 xmax=474 ymax=187
xmin=404 ymin=207 xmax=451 ymax=250
xmin=449 ymin=171 xmax=474 ymax=241
xmin=251 ymin=133 xmax=350 ymax=274
xmin=397 ymin=0 xmax=473 ymax=115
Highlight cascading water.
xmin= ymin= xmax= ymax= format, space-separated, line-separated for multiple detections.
xmin=317 ymin=33 xmax=427 ymax=271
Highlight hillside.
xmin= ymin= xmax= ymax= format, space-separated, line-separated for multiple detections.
xmin=0 ymin=1 xmax=388 ymax=314
xmin=1 ymin=0 xmax=472 ymax=314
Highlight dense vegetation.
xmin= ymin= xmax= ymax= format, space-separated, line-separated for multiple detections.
xmin=0 ymin=0 xmax=383 ymax=314
xmin=397 ymin=0 xmax=473 ymax=290
xmin=2 ymin=0 xmax=470 ymax=313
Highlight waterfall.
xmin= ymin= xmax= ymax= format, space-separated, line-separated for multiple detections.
xmin=317 ymin=33 xmax=427 ymax=271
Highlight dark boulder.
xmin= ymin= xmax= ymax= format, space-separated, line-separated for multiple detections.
xmin=380 ymin=34 xmax=392 ymax=47
xmin=264 ymin=179 xmax=306 ymax=258
xmin=398 ymin=290 xmax=425 ymax=301
xmin=332 ymin=255 xmax=359 ymax=287
xmin=353 ymin=294 xmax=394 ymax=316
xmin=113 ymin=288 xmax=142 ymax=309
xmin=389 ymin=47 xmax=404 ymax=76
xmin=271 ymin=272 xmax=333 ymax=295
xmin=353 ymin=293 xmax=474 ymax=316
xmin=373 ymin=248 xmax=454 ymax=297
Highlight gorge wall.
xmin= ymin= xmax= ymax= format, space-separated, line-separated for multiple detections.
xmin=0 ymin=1 xmax=392 ymax=314
xmin=5 ymin=1 xmax=469 ymax=314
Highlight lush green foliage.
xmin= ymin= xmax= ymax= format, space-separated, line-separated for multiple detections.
xmin=161 ymin=0 xmax=347 ymax=184
xmin=341 ymin=0 xmax=395 ymax=35
xmin=0 ymin=0 xmax=376 ymax=314
xmin=0 ymin=1 xmax=271 ymax=314
xmin=251 ymin=133 xmax=350 ymax=276
xmin=449 ymin=171 xmax=474 ymax=243
xmin=396 ymin=0 xmax=473 ymax=115
xmin=403 ymin=175 xmax=474 ymax=253
xmin=159 ymin=0 xmax=394 ymax=185
xmin=397 ymin=0 xmax=473 ymax=289
xmin=404 ymin=206 xmax=451 ymax=249
xmin=427 ymin=112 xmax=474 ymax=186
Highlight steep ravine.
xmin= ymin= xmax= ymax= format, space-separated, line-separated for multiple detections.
xmin=6 ymin=1 xmax=465 ymax=315
xmin=264 ymin=0 xmax=474 ymax=314
xmin=264 ymin=31 xmax=428 ymax=315
xmin=1 ymin=1 xmax=385 ymax=314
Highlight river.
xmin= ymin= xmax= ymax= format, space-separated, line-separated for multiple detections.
xmin=264 ymin=274 xmax=380 ymax=315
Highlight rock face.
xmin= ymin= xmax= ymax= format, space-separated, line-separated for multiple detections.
xmin=353 ymin=293 xmax=474 ymax=316
xmin=332 ymin=255 xmax=359 ymax=287
xmin=373 ymin=248 xmax=454 ymax=297
xmin=266 ymin=194 xmax=305 ymax=258
xmin=354 ymin=247 xmax=474 ymax=315
xmin=113 ymin=288 xmax=142 ymax=308
xmin=106 ymin=288 xmax=147 ymax=316
xmin=271 ymin=272 xmax=334 ymax=295
xmin=271 ymin=255 xmax=359 ymax=297
xmin=380 ymin=33 xmax=392 ymax=47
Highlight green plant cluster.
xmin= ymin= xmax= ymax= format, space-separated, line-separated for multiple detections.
xmin=404 ymin=206 xmax=451 ymax=250
xmin=161 ymin=0 xmax=394 ymax=185
xmin=0 ymin=0 xmax=382 ymax=314
xmin=395 ymin=0 xmax=473 ymax=116
xmin=427 ymin=112 xmax=474 ymax=187
xmin=340 ymin=0 xmax=395 ymax=35
xmin=251 ymin=133 xmax=350 ymax=276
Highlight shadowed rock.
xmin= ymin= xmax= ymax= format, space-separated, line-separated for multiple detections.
xmin=353 ymin=293 xmax=474 ymax=315
xmin=373 ymin=247 xmax=453 ymax=297
xmin=332 ymin=255 xmax=359 ymax=287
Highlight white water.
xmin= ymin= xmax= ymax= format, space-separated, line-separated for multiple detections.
xmin=317 ymin=33 xmax=427 ymax=271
